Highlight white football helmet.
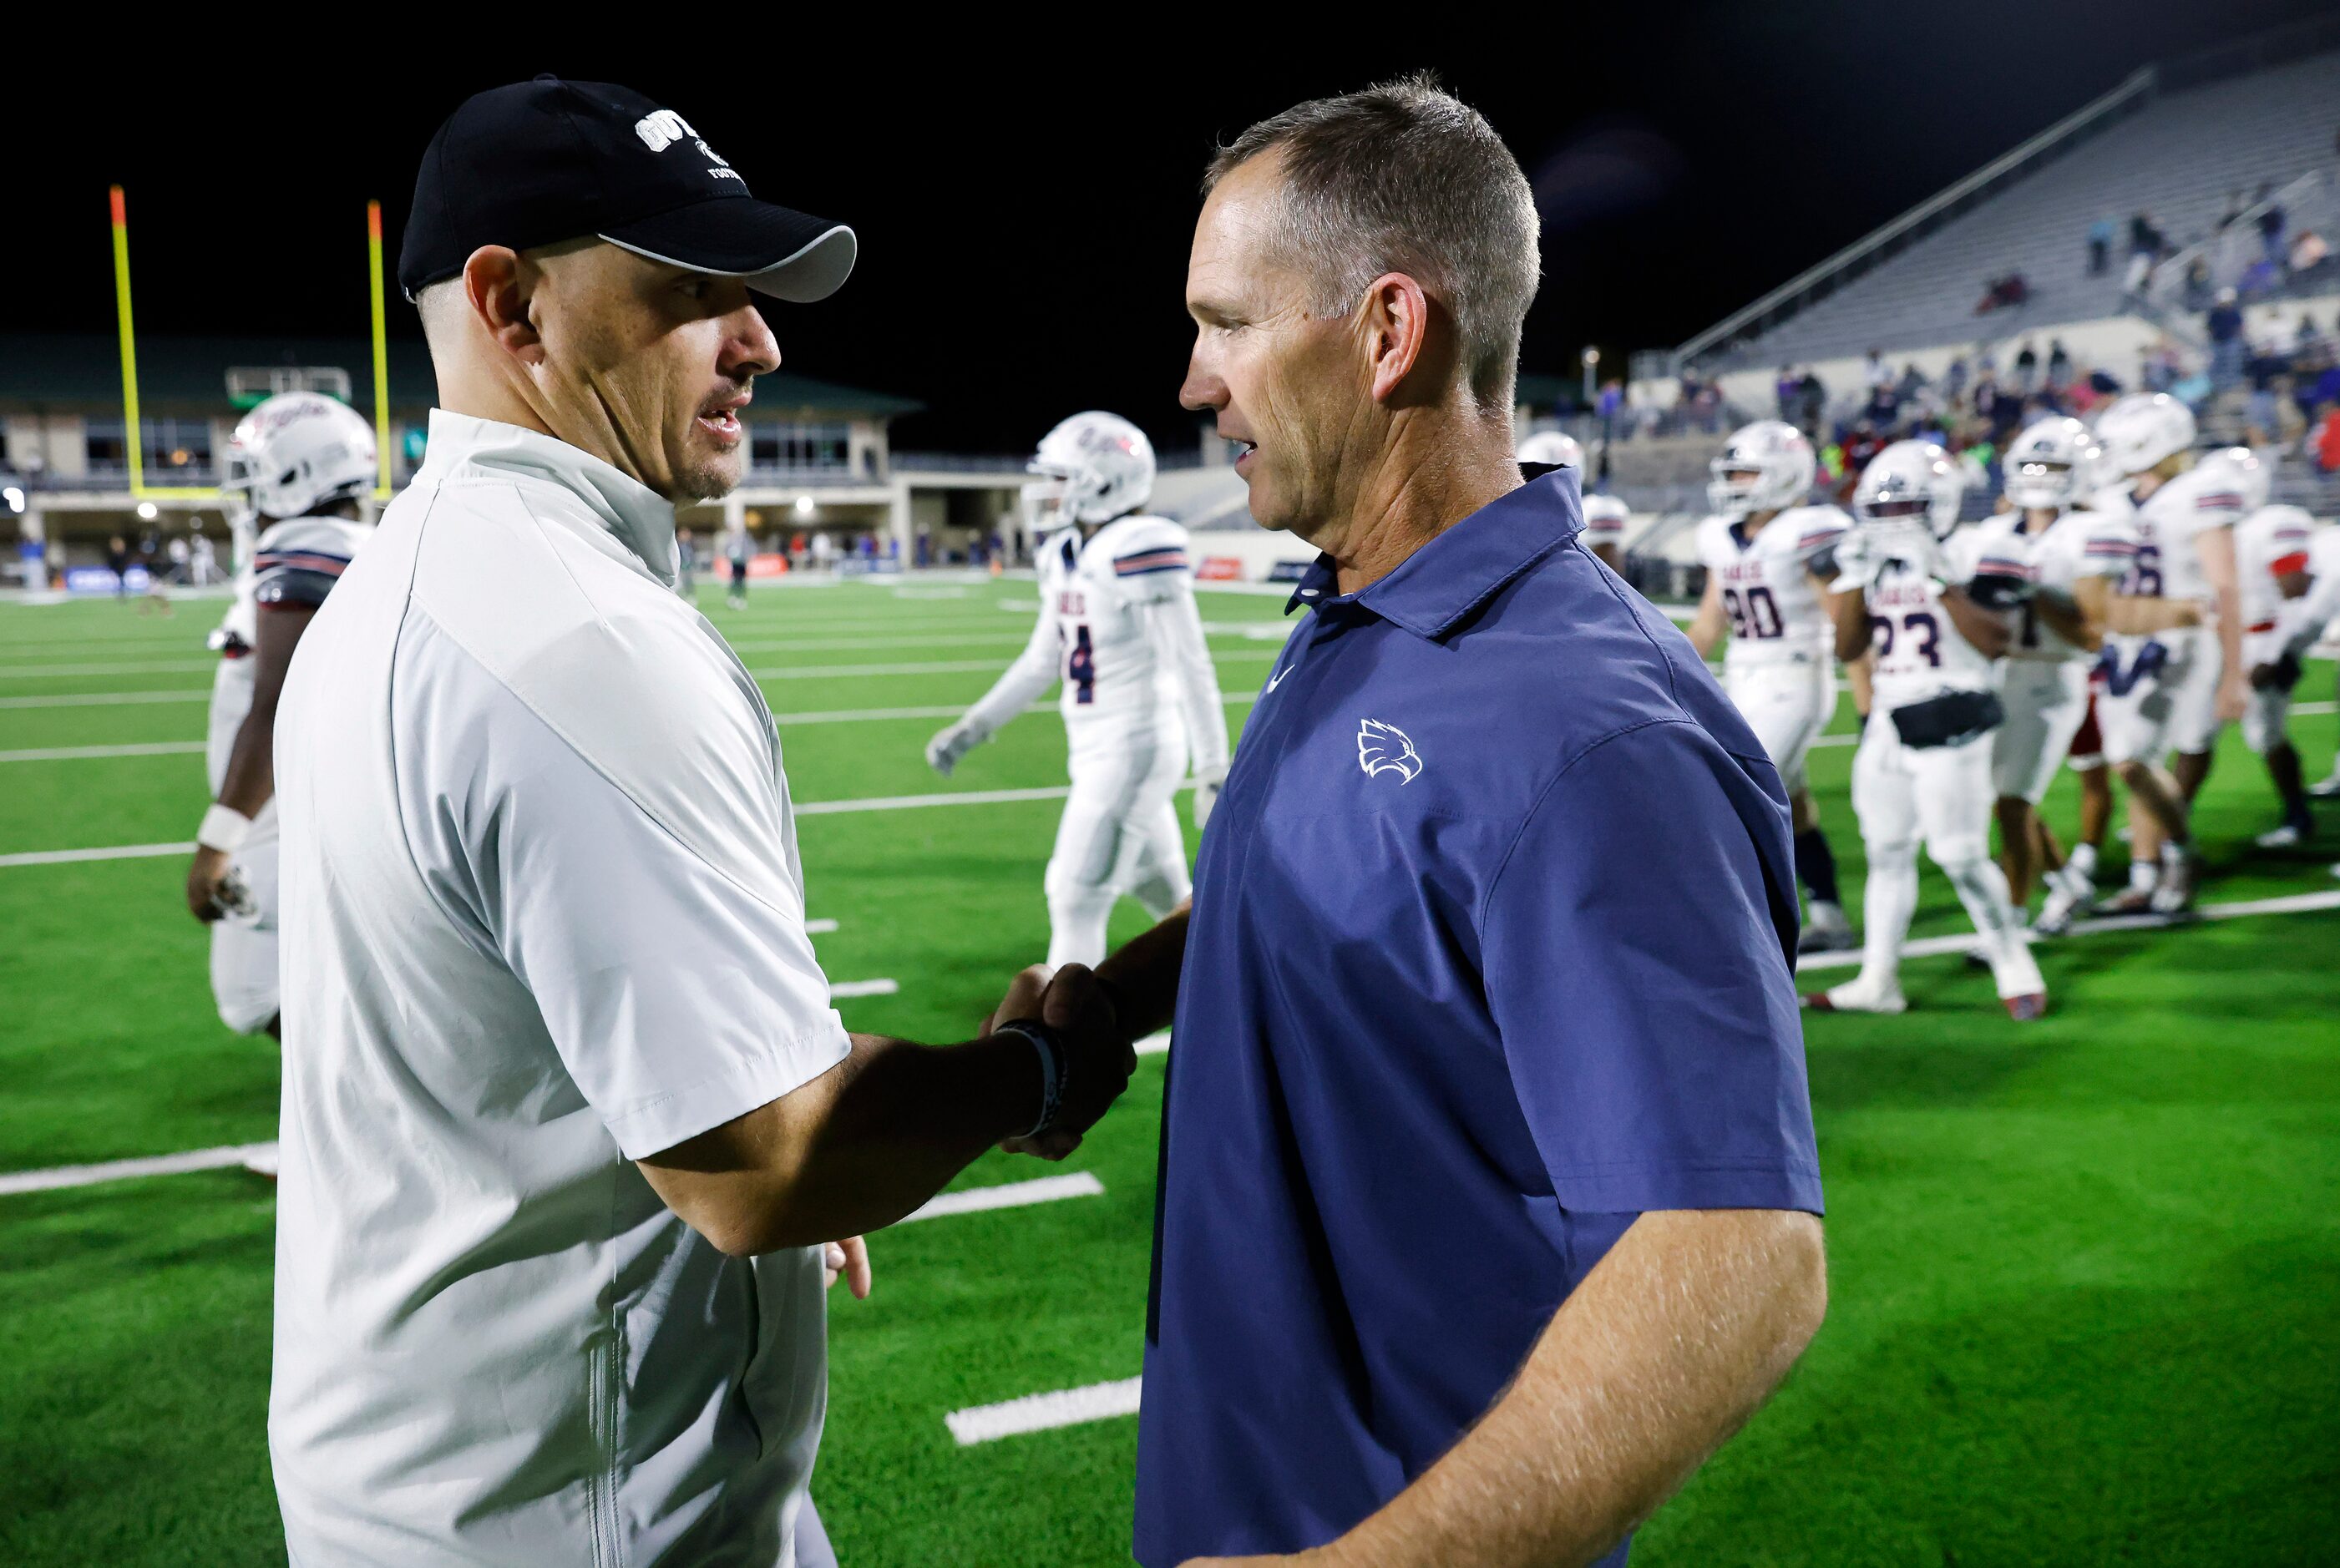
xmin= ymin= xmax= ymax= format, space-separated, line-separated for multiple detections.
xmin=1708 ymin=420 xmax=1816 ymax=517
xmin=1517 ymin=430 xmax=1585 ymax=468
xmin=2003 ymin=417 xmax=2103 ymax=511
xmin=2202 ymin=444 xmax=2272 ymax=515
xmin=2093 ymin=392 xmax=2196 ymax=478
xmin=220 ymin=392 xmax=377 ymax=530
xmin=1854 ymin=440 xmax=1965 ymax=540
xmin=1025 ymin=412 xmax=1155 ymax=528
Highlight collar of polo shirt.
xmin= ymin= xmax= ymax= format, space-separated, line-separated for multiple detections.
xmin=1284 ymin=465 xmax=1585 ymax=640
xmin=418 ymin=410 xmax=683 ymax=588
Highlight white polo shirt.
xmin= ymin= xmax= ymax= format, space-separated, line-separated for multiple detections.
xmin=269 ymin=410 xmax=852 ymax=1566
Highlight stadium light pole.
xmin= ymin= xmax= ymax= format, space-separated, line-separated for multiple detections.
xmin=367 ymin=201 xmax=393 ymax=502
xmin=109 ymin=186 xmax=145 ymax=499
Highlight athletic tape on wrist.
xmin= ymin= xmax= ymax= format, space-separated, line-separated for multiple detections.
xmin=197 ymin=803 xmax=253 ymax=854
xmin=995 ymin=1020 xmax=1066 ymax=1140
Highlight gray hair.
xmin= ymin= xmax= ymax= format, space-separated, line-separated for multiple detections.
xmin=1205 ymin=73 xmax=1540 ymax=412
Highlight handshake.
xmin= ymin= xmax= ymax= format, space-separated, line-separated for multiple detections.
xmin=980 ymin=961 xmax=1138 ymax=1161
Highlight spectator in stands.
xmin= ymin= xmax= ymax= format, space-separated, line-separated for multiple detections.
xmin=104 ymin=535 xmax=131 ymax=597
xmin=1775 ymin=368 xmax=1799 ymax=422
xmin=2128 ymin=210 xmax=2160 ymax=260
xmin=2207 ymin=288 xmax=2246 ymax=391
xmin=2046 ymin=340 xmax=2073 ymax=388
xmin=2142 ymin=337 xmax=2182 ymax=394
xmin=2256 ymin=183 xmax=2286 ymax=264
xmin=2013 ymin=341 xmax=2039 ymax=392
xmin=1945 ymin=353 xmax=1971 ymax=402
xmin=1895 ymin=361 xmax=1927 ymax=403
xmin=1796 ymin=368 xmax=1826 ymax=432
xmin=2315 ymin=400 xmax=2340 ymax=474
xmin=2290 ymin=229 xmax=2330 ymax=279
xmin=2087 ymin=216 xmax=2114 ymax=276
xmin=2300 ymin=312 xmax=2325 ymax=350
xmin=1860 ymin=378 xmax=1899 ymax=429
xmin=2180 ymin=255 xmax=2214 ymax=312
xmin=1863 ymin=347 xmax=1890 ymax=390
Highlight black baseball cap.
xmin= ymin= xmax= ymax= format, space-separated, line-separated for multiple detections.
xmin=398 ymin=76 xmax=855 ymax=305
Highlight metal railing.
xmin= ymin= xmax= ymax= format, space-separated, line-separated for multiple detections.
xmin=1667 ymin=66 xmax=2159 ymax=372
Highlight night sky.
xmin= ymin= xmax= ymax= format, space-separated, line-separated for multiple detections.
xmin=8 ymin=0 xmax=2327 ymax=453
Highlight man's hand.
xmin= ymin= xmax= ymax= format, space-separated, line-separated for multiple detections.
xmin=924 ymin=718 xmax=990 ymax=777
xmin=1192 ymin=766 xmax=1228 ymax=832
xmin=996 ymin=963 xmax=1133 ymax=1161
xmin=1827 ymin=527 xmax=1885 ymax=594
xmin=2216 ymin=672 xmax=2250 ymax=723
xmin=823 ymin=1236 xmax=873 ymax=1300
xmin=186 ymin=846 xmax=235 ymax=923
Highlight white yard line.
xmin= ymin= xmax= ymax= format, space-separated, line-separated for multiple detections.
xmin=899 ymin=1171 xmax=1104 ymax=1225
xmin=1136 ymin=1030 xmax=1170 ymax=1056
xmin=0 ymin=741 xmax=207 ymax=763
xmin=0 ymin=659 xmax=217 ymax=679
xmin=0 ymin=690 xmax=209 ymax=709
xmin=1795 ymin=888 xmax=2340 ymax=972
xmin=1806 ymin=699 xmax=2334 ymax=750
xmin=0 ymin=1143 xmax=279 ymax=1197
xmin=746 ymin=647 xmax=1277 ymax=680
xmin=828 ymin=978 xmax=899 ymax=999
xmin=805 ymin=918 xmax=839 ymax=935
xmin=945 ymin=1376 xmax=1144 ymax=1446
xmin=0 ymin=841 xmax=195 ymax=868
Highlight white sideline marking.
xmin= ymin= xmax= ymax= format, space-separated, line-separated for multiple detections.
xmin=1795 ymin=888 xmax=2340 ymax=973
xmin=797 ymin=787 xmax=1072 ymax=817
xmin=830 ymin=978 xmax=899 ymax=999
xmin=1805 ymin=700 xmax=2333 ymax=751
xmin=900 ymin=1171 xmax=1105 ymax=1225
xmin=0 ymin=741 xmax=207 ymax=763
xmin=1136 ymin=1030 xmax=1170 ymax=1056
xmin=806 ymin=918 xmax=839 ymax=935
xmin=0 ymin=1142 xmax=277 ymax=1197
xmin=946 ymin=1375 xmax=1142 ymax=1446
xmin=0 ymin=690 xmax=209 ymax=709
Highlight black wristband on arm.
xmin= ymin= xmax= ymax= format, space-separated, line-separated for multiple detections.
xmin=993 ymin=1019 xmax=1066 ymax=1138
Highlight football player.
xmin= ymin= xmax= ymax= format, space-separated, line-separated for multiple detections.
xmin=2236 ymin=503 xmax=2333 ymax=846
xmin=925 ymin=412 xmax=1230 ymax=969
xmin=1687 ymin=420 xmax=1856 ymax=952
xmin=2087 ymin=397 xmax=2254 ymax=913
xmin=1810 ymin=441 xmax=2048 ymax=1019
xmin=185 ymin=392 xmax=378 ymax=1054
xmin=1517 ymin=430 xmax=1630 ymax=571
xmin=1962 ymin=417 xmax=2135 ymax=921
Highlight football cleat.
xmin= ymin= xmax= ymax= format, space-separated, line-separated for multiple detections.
xmin=1796 ymin=908 xmax=1856 ymax=953
xmin=2097 ymin=886 xmax=2157 ymax=916
xmin=2308 ymin=771 xmax=2340 ymax=800
xmin=2254 ymin=820 xmax=2311 ymax=849
xmin=1803 ymin=976 xmax=1907 ymax=1014
xmin=2148 ymin=849 xmax=2199 ymax=915
xmin=2034 ymin=865 xmax=2094 ymax=936
xmin=2003 ymin=994 xmax=2049 ymax=1021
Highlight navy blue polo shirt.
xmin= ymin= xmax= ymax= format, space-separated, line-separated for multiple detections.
xmin=1132 ymin=469 xmax=1823 ymax=1566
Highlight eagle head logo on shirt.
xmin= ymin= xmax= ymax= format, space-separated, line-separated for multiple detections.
xmin=1357 ymin=720 xmax=1423 ymax=785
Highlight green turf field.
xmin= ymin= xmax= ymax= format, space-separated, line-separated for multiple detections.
xmin=1 ymin=577 xmax=2334 ymax=1566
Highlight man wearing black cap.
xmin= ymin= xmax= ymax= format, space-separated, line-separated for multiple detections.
xmin=266 ymin=78 xmax=1132 ymax=1565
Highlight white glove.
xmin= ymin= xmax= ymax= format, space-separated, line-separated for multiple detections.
xmin=1829 ymin=528 xmax=1884 ymax=594
xmin=1191 ymin=766 xmax=1228 ymax=831
xmin=924 ymin=719 xmax=990 ymax=777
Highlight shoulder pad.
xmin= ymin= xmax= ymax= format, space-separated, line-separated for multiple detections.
xmin=1105 ymin=515 xmax=1192 ymax=579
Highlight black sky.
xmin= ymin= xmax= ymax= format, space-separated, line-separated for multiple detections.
xmin=8 ymin=0 xmax=2331 ymax=453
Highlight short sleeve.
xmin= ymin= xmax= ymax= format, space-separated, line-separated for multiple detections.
xmin=1692 ymin=518 xmax=1729 ymax=571
xmin=1477 ymin=721 xmax=1823 ymax=1215
xmin=1110 ymin=522 xmax=1194 ymax=605
xmin=1787 ymin=506 xmax=1849 ymax=566
xmin=413 ymin=619 xmax=851 ymax=1161
xmin=1581 ymin=496 xmax=1629 ymax=544
xmin=1941 ymin=529 xmax=1985 ymax=585
xmin=2078 ymin=511 xmax=2141 ymax=579
xmin=253 ymin=526 xmax=358 ymax=610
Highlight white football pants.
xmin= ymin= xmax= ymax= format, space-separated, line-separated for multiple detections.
xmin=1725 ymin=656 xmax=1836 ymax=794
xmin=1045 ymin=724 xmax=1191 ymax=970
xmin=1850 ymin=714 xmax=2040 ymax=999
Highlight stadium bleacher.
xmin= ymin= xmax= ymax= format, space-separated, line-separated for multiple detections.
xmin=1701 ymin=48 xmax=2340 ymax=372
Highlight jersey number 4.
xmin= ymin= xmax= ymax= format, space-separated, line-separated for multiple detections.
xmin=1724 ymin=585 xmax=1784 ymax=640
xmin=1062 ymin=623 xmax=1097 ymax=704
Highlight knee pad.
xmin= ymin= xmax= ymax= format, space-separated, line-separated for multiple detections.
xmin=1925 ymin=837 xmax=1991 ymax=873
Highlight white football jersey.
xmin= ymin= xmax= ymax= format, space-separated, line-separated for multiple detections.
xmin=1582 ymin=493 xmax=1629 ymax=551
xmin=1864 ymin=537 xmax=1998 ymax=712
xmin=1694 ymin=504 xmax=1851 ymax=668
xmin=2092 ymin=458 xmax=2251 ymax=605
xmin=965 ymin=514 xmax=1231 ymax=772
xmin=1960 ymin=507 xmax=2139 ymax=664
xmin=206 ymin=514 xmax=372 ymax=794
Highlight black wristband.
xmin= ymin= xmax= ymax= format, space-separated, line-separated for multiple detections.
xmin=995 ymin=1019 xmax=1066 ymax=1139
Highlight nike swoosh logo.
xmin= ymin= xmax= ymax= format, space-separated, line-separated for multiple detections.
xmin=1266 ymin=665 xmax=1291 ymax=694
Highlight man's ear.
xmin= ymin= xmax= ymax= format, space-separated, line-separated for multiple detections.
xmin=1359 ymin=271 xmax=1445 ymax=407
xmin=461 ymin=246 xmax=545 ymax=367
